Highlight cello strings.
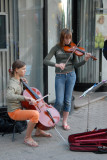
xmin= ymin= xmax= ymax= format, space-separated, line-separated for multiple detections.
xmin=35 ymin=93 xmax=50 ymax=102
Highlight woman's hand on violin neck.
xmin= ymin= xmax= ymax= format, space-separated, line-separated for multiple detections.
xmin=55 ymin=63 xmax=65 ymax=70
xmin=84 ymin=53 xmax=92 ymax=61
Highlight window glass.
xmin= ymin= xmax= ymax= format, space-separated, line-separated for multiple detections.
xmin=0 ymin=15 xmax=7 ymax=50
xmin=76 ymin=0 xmax=103 ymax=83
xmin=18 ymin=0 xmax=43 ymax=92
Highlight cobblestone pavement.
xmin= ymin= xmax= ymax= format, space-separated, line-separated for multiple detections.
xmin=0 ymin=95 xmax=107 ymax=160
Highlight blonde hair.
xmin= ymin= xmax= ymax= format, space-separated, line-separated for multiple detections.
xmin=97 ymin=15 xmax=104 ymax=23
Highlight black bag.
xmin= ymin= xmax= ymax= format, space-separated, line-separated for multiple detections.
xmin=0 ymin=108 xmax=27 ymax=133
xmin=103 ymin=40 xmax=107 ymax=60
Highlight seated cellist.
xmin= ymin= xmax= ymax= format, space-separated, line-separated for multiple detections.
xmin=7 ymin=60 xmax=52 ymax=147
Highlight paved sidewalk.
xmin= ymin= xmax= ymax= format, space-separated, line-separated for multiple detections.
xmin=0 ymin=91 xmax=107 ymax=160
xmin=73 ymin=91 xmax=107 ymax=108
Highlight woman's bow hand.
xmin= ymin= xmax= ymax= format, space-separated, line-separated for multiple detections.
xmin=24 ymin=97 xmax=36 ymax=105
xmin=55 ymin=63 xmax=65 ymax=70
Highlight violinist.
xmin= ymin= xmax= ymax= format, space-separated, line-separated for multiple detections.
xmin=43 ymin=28 xmax=91 ymax=130
xmin=7 ymin=60 xmax=52 ymax=147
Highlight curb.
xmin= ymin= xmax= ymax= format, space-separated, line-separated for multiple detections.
xmin=74 ymin=95 xmax=107 ymax=109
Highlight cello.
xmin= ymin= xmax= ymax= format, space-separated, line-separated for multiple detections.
xmin=21 ymin=80 xmax=60 ymax=130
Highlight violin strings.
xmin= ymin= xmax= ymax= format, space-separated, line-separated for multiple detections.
xmin=65 ymin=38 xmax=82 ymax=66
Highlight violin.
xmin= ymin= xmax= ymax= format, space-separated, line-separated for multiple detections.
xmin=64 ymin=42 xmax=97 ymax=61
xmin=21 ymin=80 xmax=60 ymax=130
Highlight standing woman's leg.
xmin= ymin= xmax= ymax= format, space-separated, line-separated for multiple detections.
xmin=54 ymin=74 xmax=65 ymax=113
xmin=63 ymin=71 xmax=76 ymax=130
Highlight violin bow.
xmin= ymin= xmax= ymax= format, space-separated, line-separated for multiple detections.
xmin=65 ymin=38 xmax=82 ymax=66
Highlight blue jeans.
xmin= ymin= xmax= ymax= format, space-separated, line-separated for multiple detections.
xmin=54 ymin=71 xmax=76 ymax=113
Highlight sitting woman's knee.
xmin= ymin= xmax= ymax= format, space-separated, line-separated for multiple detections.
xmin=31 ymin=110 xmax=39 ymax=123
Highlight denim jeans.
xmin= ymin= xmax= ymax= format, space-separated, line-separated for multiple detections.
xmin=54 ymin=71 xmax=76 ymax=113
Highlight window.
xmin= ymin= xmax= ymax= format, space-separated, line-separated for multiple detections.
xmin=0 ymin=13 xmax=8 ymax=51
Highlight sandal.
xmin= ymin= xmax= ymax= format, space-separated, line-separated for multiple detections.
xmin=63 ymin=124 xmax=70 ymax=130
xmin=24 ymin=139 xmax=38 ymax=147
